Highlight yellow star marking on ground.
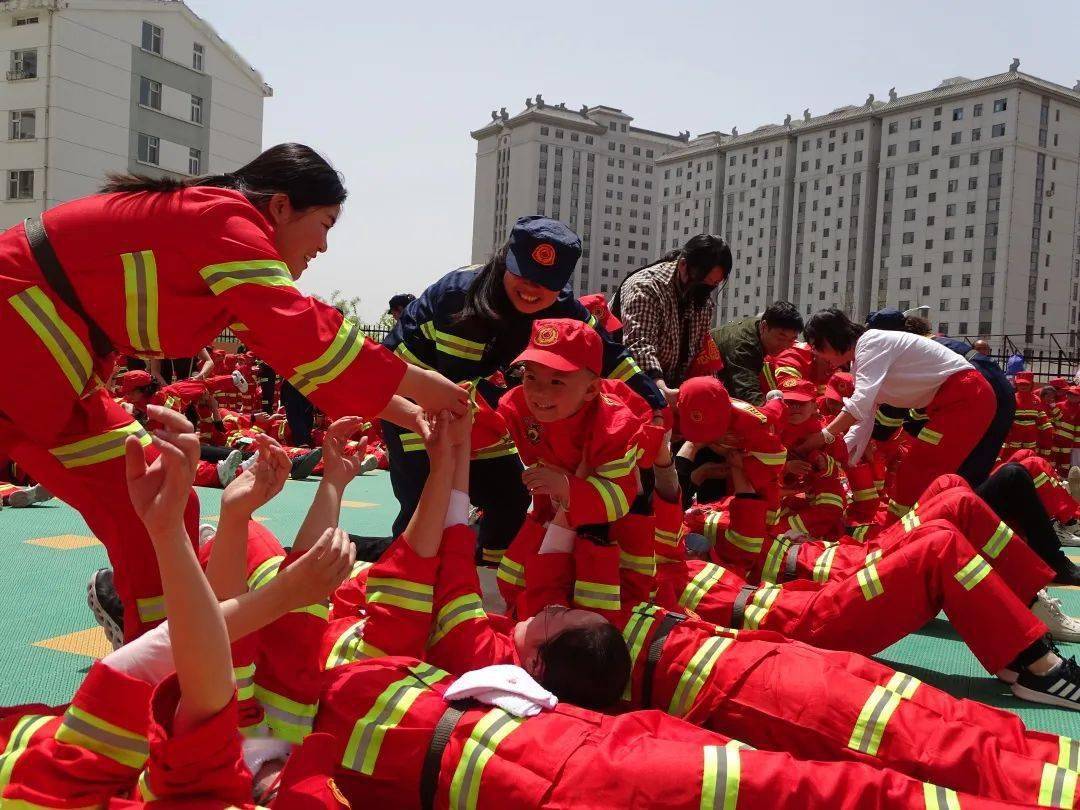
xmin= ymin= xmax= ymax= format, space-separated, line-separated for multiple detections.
xmin=342 ymin=500 xmax=377 ymax=509
xmin=25 ymin=534 xmax=99 ymax=550
xmin=33 ymin=627 xmax=111 ymax=660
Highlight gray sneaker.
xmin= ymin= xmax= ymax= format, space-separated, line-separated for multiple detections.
xmin=87 ymin=569 xmax=125 ymax=650
xmin=216 ymin=449 xmax=243 ymax=486
xmin=7 ymin=484 xmax=53 ymax=508
xmin=1069 ymin=466 xmax=1080 ymax=502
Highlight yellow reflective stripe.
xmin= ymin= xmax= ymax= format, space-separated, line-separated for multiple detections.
xmin=669 ymin=635 xmax=734 ymax=716
xmin=480 ymin=548 xmax=504 ymax=565
xmin=918 ymin=426 xmax=943 ymax=445
xmin=55 ymin=704 xmax=149 ymax=770
xmin=748 ymin=449 xmax=787 ymax=466
xmin=471 ymin=437 xmax=519 ymax=461
xmin=366 ymin=576 xmax=434 ymax=613
xmin=889 ymin=499 xmax=913 ymax=519
xmin=982 ymin=521 xmax=1013 ymax=559
xmin=247 ymin=555 xmax=286 ymax=591
xmin=742 ymin=584 xmax=781 ymax=630
xmin=400 ymin=431 xmax=426 ymax=452
xmin=812 ymin=492 xmax=845 ymax=509
xmin=394 ymin=340 xmax=434 ymax=370
xmin=1039 ymin=762 xmax=1079 ymax=808
xmin=700 ymin=742 xmax=741 ymax=810
xmin=1058 ymin=736 xmax=1080 ymax=771
xmin=496 ymin=556 xmax=525 ymax=589
xmin=619 ymin=549 xmax=656 ymax=578
xmin=595 ymin=445 xmax=641 ymax=479
xmin=199 ymin=260 xmax=293 ymax=295
xmin=851 ymin=524 xmax=873 ymax=542
xmin=0 ymin=715 xmax=53 ymax=790
xmin=229 ymin=321 xmax=249 ymax=332
xmin=292 ymin=601 xmax=330 ymax=620
xmin=350 ymin=560 xmax=374 ymax=580
xmin=857 ymin=558 xmax=884 ymax=601
xmin=234 ymin=663 xmax=256 ymax=702
xmin=955 ymin=554 xmax=993 ymax=591
xmin=655 ymin=527 xmax=679 ymax=548
xmin=609 ymin=355 xmax=641 ymax=383
xmin=289 ymin=317 xmax=366 ymax=397
xmin=448 ymin=708 xmax=524 ymax=810
xmin=760 ymin=537 xmax=791 ymax=584
xmin=901 ymin=511 xmax=921 ymax=532
xmin=852 ymin=487 xmax=879 ymax=502
xmin=679 ymin=563 xmax=727 ymax=611
xmin=50 ymin=421 xmax=150 ymax=470
xmin=588 ymin=475 xmax=630 ymax=522
xmin=9 ymin=286 xmax=94 ymax=394
xmin=847 ymin=672 xmax=920 ymax=756
xmin=573 ymin=579 xmax=621 ymax=611
xmin=255 ymin=685 xmax=318 ymax=744
xmin=325 ymin=619 xmax=388 ymax=670
xmin=703 ymin=512 xmax=724 ymax=544
xmin=432 ymin=328 xmax=486 ymax=361
xmin=724 ymin=527 xmax=763 ymax=554
xmin=136 ymin=767 xmax=157 ymax=802
xmin=136 ymin=594 xmax=166 ymax=624
xmin=875 ymin=410 xmax=906 ymax=428
xmin=773 ymin=364 xmax=802 ymax=379
xmin=121 ymin=250 xmax=161 ymax=355
xmin=1033 ymin=472 xmax=1051 ymax=488
xmin=761 ymin=363 xmax=777 ymax=389
xmin=431 ymin=593 xmax=487 ymax=646
xmin=621 ymin=604 xmax=661 ymax=699
xmin=922 ymin=782 xmax=961 ymax=810
xmin=813 ymin=542 xmax=839 ymax=583
xmin=786 ymin=514 xmax=808 ymax=536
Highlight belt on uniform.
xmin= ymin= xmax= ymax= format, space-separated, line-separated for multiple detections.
xmin=23 ymin=216 xmax=113 ymax=357
xmin=420 ymin=699 xmax=473 ymax=810
xmin=641 ymin=611 xmax=687 ymax=709
xmin=730 ymin=585 xmax=757 ymax=629
xmin=783 ymin=541 xmax=803 ymax=581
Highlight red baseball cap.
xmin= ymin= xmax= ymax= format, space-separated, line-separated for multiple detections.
xmin=1015 ymin=371 xmax=1034 ymax=387
xmin=829 ymin=371 xmax=854 ymax=398
xmin=1049 ymin=377 xmax=1070 ymax=390
xmin=579 ymin=293 xmax=622 ymax=332
xmin=822 ymin=384 xmax=843 ymax=404
xmin=118 ymin=370 xmax=152 ymax=393
xmin=677 ymin=377 xmax=732 ymax=443
xmin=778 ymin=377 xmax=816 ymax=403
xmin=513 ymin=318 xmax=602 ymax=375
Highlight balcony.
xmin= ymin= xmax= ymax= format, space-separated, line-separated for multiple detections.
xmin=6 ymin=69 xmax=37 ymax=81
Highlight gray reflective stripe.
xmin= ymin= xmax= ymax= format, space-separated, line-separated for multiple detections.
xmin=369 ymin=582 xmax=434 ymax=605
xmin=730 ymin=585 xmax=756 ymax=628
xmin=853 ymin=689 xmax=894 ymax=753
xmin=130 ymin=251 xmax=152 ymax=350
xmin=783 ymin=542 xmax=802 ymax=580
xmin=573 ymin=584 xmax=619 ymax=604
xmin=13 ymin=289 xmax=90 ymax=390
xmin=53 ymin=427 xmax=147 ymax=465
xmin=933 ymin=785 xmax=952 ymax=807
xmin=1063 ymin=739 xmax=1080 ymax=771
xmin=262 ymin=702 xmax=315 ymax=730
xmin=202 ymin=265 xmax=289 ymax=286
xmin=328 ymin=623 xmax=365 ymax=668
xmin=347 ymin=680 xmax=417 ymax=770
xmin=436 ymin=598 xmax=485 ymax=632
xmin=61 ymin=713 xmax=149 ymax=756
xmin=291 ymin=319 xmax=361 ymax=391
xmin=452 ymin=711 xmax=518 ymax=810
xmin=1050 ymin=767 xmax=1067 ymax=808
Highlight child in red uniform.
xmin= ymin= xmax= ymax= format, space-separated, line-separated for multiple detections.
xmin=1002 ymin=372 xmax=1050 ymax=462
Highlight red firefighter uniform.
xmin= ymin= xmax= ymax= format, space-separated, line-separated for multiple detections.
xmin=0 ymin=188 xmax=406 ymax=639
xmin=369 ymin=510 xmax=1069 ymax=805
xmin=767 ymin=342 xmax=834 ymax=394
xmin=1004 ymin=372 xmax=1052 ymax=461
xmin=999 ymin=449 xmax=1080 ymax=525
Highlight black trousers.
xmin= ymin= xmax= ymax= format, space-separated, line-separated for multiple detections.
xmin=382 ymin=419 xmax=530 ymax=558
xmin=280 ymin=380 xmax=315 ymax=447
xmin=977 ymin=462 xmax=1066 ymax=571
xmin=956 ymin=357 xmax=1016 ymax=487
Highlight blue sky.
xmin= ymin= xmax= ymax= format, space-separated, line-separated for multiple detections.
xmin=185 ymin=0 xmax=1080 ymax=321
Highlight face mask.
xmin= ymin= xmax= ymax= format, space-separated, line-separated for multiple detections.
xmin=685 ymin=282 xmax=717 ymax=307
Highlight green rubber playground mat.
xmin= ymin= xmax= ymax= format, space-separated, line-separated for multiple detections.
xmin=3 ymin=479 xmax=1080 ymax=739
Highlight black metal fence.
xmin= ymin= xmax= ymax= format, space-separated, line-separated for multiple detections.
xmin=217 ymin=324 xmax=392 ymax=347
xmin=953 ymin=332 xmax=1079 ymax=384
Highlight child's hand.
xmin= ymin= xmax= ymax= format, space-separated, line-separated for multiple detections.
xmin=785 ymin=459 xmax=812 ymax=476
xmin=126 ymin=405 xmax=200 ymax=536
xmin=222 ymin=435 xmax=290 ymax=516
xmin=276 ymin=527 xmax=356 ymax=610
xmin=446 ymin=407 xmax=474 ymax=450
xmin=655 ymin=430 xmax=674 ymax=467
xmin=424 ymin=410 xmax=455 ymax=470
xmin=321 ymin=416 xmax=368 ymax=487
xmin=523 ymin=462 xmax=571 ymax=502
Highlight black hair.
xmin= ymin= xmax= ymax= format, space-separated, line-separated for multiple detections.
xmin=761 ymin=300 xmax=804 ymax=332
xmin=804 ymin=308 xmax=865 ymax=354
xmin=454 ymin=246 xmax=515 ymax=326
xmin=388 ymin=293 xmax=416 ymax=312
xmin=904 ymin=315 xmax=933 ymax=336
xmin=101 ymin=143 xmax=346 ymax=213
xmin=536 ymin=623 xmax=631 ymax=711
xmin=678 ymin=234 xmax=733 ymax=284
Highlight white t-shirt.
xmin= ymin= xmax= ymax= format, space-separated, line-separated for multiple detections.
xmin=842 ymin=330 xmax=972 ymax=462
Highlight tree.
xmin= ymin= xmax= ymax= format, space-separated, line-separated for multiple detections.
xmin=327 ymin=289 xmax=362 ymax=320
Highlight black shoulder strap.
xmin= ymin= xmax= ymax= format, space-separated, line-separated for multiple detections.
xmin=730 ymin=585 xmax=757 ymax=629
xmin=641 ymin=611 xmax=687 ymax=709
xmin=783 ymin=542 xmax=803 ymax=581
xmin=24 ymin=216 xmax=113 ymax=358
xmin=420 ymin=699 xmax=472 ymax=810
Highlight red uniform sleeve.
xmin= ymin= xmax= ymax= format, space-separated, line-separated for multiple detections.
xmin=522 ymin=550 xmax=574 ymax=617
xmin=426 ymin=526 xmax=517 ymax=673
xmin=193 ymin=198 xmax=406 ymax=420
xmin=572 ymin=539 xmax=626 ymax=624
xmin=359 ymin=535 xmax=439 ymax=660
xmin=652 ymin=491 xmax=687 ymax=563
xmin=567 ymin=398 xmax=644 ymax=527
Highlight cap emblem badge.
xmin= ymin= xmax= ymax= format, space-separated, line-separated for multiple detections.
xmin=531 ymin=243 xmax=557 ymax=267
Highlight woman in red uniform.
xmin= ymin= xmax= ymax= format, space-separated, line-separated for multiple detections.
xmin=0 ymin=142 xmax=466 ymax=640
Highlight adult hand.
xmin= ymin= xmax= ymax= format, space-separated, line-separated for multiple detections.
xmin=655 ymin=430 xmax=674 ymax=467
xmin=125 ymin=405 xmax=200 ymax=536
xmin=424 ymin=410 xmax=455 ymax=471
xmin=221 ymin=434 xmax=290 ymax=516
xmin=321 ymin=416 xmax=368 ymax=488
xmin=413 ymin=368 xmax=469 ymax=416
xmin=658 ymin=381 xmax=680 ymax=408
xmin=276 ymin=527 xmax=355 ymax=610
xmin=690 ymin=462 xmax=729 ymax=487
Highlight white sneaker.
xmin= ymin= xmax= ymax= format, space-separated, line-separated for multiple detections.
xmin=359 ymin=454 xmax=379 ymax=475
xmin=231 ymin=369 xmax=249 ymax=394
xmin=1054 ymin=521 xmax=1080 ymax=548
xmin=216 ymin=449 xmax=243 ymax=486
xmin=1033 ymin=589 xmax=1080 ymax=643
xmin=198 ymin=523 xmax=217 ymax=547
xmin=240 ymin=450 xmax=260 ymax=473
xmin=7 ymin=483 xmax=53 ymax=508
xmin=1070 ymin=466 xmax=1080 ymax=502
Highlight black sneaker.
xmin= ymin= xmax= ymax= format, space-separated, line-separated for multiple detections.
xmin=87 ymin=568 xmax=125 ymax=650
xmin=1052 ymin=557 xmax=1080 ymax=586
xmin=1012 ymin=656 xmax=1080 ymax=710
xmin=290 ymin=448 xmax=323 ymax=480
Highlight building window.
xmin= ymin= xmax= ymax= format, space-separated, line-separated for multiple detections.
xmin=991 ymin=123 xmax=1006 ymax=137
xmin=190 ymin=95 xmax=203 ymax=124
xmin=188 ymin=147 xmax=201 ymax=175
xmin=13 ymin=16 xmax=39 ymax=25
xmin=8 ymin=48 xmax=37 ymax=80
xmin=139 ymin=77 xmax=162 ymax=110
xmin=908 ymin=140 xmax=920 ymax=153
xmin=137 ymin=132 xmax=160 ymax=165
xmin=888 ymin=121 xmax=898 ymax=134
xmin=993 ymin=98 xmax=1007 ymax=113
xmin=905 ymin=186 xmax=918 ymax=199
xmin=952 ymin=107 xmax=964 ymax=121
xmin=887 ymin=144 xmax=897 ymax=157
xmin=7 ymin=169 xmax=33 ymax=199
xmin=192 ymin=42 xmax=204 ymax=71
xmin=950 ymin=132 xmax=961 ymax=145
xmin=141 ymin=21 xmax=163 ymax=55
xmin=9 ymin=110 xmax=35 ymax=140
xmin=973 ymin=103 xmax=983 ymax=117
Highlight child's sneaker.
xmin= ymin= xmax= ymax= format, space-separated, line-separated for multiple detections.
xmin=7 ymin=483 xmax=53 ymax=508
xmin=216 ymin=449 xmax=243 ymax=486
xmin=359 ymin=454 xmax=380 ymax=475
xmin=1012 ymin=656 xmax=1080 ymax=710
xmin=87 ymin=568 xmax=125 ymax=650
xmin=290 ymin=448 xmax=323 ymax=480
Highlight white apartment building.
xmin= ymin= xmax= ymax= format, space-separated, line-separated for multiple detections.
xmin=654 ymin=131 xmax=726 ymax=257
xmin=470 ymin=99 xmax=687 ymax=297
xmin=0 ymin=0 xmax=271 ymax=230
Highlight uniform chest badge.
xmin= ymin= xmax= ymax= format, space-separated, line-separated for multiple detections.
xmin=525 ymin=421 xmax=542 ymax=444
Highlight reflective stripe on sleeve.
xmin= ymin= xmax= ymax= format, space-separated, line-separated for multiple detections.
xmin=9 ymin=286 xmax=94 ymax=394
xmin=669 ymin=635 xmax=734 ymax=717
xmin=199 ymin=260 xmax=294 ymax=295
xmin=289 ymin=317 xmax=367 ymax=397
xmin=447 ymin=708 xmax=524 ymax=810
xmin=121 ymin=250 xmax=161 ymax=355
xmin=700 ymin=742 xmax=741 ymax=810
xmin=430 ymin=593 xmax=487 ymax=646
xmin=847 ymin=672 xmax=919 ymax=757
xmin=679 ymin=563 xmax=727 ymax=612
xmin=365 ymin=576 xmax=434 ymax=614
xmin=50 ymin=422 xmax=150 ymax=469
xmin=55 ymin=704 xmax=149 ymax=769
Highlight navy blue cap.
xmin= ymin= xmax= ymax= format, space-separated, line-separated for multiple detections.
xmin=866 ymin=308 xmax=905 ymax=331
xmin=505 ymin=216 xmax=581 ymax=292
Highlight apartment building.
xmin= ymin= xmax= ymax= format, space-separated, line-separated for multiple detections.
xmin=1 ymin=0 xmax=271 ymax=230
xmin=654 ymin=131 xmax=726 ymax=256
xmin=470 ymin=99 xmax=687 ymax=297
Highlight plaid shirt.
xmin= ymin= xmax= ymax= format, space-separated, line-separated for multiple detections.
xmin=616 ymin=261 xmax=715 ymax=387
